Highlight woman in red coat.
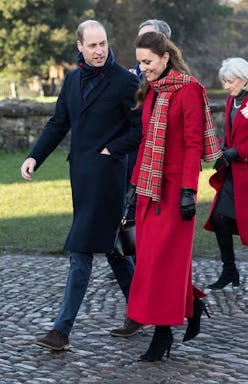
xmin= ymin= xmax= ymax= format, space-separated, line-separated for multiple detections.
xmin=204 ymin=57 xmax=248 ymax=289
xmin=111 ymin=32 xmax=222 ymax=361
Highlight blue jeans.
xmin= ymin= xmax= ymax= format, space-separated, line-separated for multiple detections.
xmin=53 ymin=252 xmax=135 ymax=336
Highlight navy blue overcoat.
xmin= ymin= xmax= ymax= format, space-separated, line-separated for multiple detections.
xmin=29 ymin=62 xmax=141 ymax=253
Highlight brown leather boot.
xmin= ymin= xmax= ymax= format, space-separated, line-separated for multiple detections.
xmin=110 ymin=317 xmax=148 ymax=337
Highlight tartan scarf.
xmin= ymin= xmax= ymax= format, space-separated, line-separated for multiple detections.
xmin=136 ymin=69 xmax=222 ymax=203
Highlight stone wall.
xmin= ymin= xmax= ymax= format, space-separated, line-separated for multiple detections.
xmin=0 ymin=99 xmax=225 ymax=151
xmin=0 ymin=99 xmax=69 ymax=151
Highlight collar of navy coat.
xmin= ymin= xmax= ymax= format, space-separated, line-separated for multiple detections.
xmin=69 ymin=66 xmax=113 ymax=113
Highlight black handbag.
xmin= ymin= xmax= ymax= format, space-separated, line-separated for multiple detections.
xmin=111 ymin=206 xmax=136 ymax=258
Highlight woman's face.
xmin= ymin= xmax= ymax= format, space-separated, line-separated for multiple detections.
xmin=222 ymin=77 xmax=247 ymax=97
xmin=136 ymin=48 xmax=169 ymax=82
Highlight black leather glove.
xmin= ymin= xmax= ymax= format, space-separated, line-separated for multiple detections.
xmin=222 ymin=147 xmax=239 ymax=167
xmin=125 ymin=183 xmax=137 ymax=209
xmin=180 ymin=188 xmax=196 ymax=221
xmin=213 ymin=155 xmax=227 ymax=170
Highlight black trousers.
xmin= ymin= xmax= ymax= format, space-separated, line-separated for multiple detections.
xmin=211 ymin=211 xmax=236 ymax=267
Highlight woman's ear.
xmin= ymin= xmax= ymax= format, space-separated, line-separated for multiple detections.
xmin=163 ymin=52 xmax=170 ymax=67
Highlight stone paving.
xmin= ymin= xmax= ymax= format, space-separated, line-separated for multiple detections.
xmin=1 ymin=252 xmax=248 ymax=384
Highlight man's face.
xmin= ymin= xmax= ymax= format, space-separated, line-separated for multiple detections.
xmin=77 ymin=25 xmax=108 ymax=67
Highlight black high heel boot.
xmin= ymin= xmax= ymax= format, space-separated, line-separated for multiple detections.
xmin=139 ymin=326 xmax=173 ymax=362
xmin=183 ymin=298 xmax=210 ymax=342
xmin=207 ymin=267 xmax=239 ymax=289
xmin=208 ymin=212 xmax=240 ymax=290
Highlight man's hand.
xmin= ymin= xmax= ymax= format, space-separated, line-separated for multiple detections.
xmin=21 ymin=157 xmax=37 ymax=181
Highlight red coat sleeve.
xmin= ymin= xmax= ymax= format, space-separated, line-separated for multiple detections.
xmin=181 ymin=83 xmax=204 ymax=190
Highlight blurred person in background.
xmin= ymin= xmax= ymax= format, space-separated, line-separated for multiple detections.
xmin=205 ymin=57 xmax=248 ymax=290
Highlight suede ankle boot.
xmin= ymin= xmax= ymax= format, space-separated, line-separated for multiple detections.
xmin=139 ymin=326 xmax=173 ymax=361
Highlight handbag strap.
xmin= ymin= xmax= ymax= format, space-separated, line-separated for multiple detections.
xmin=121 ymin=206 xmax=129 ymax=226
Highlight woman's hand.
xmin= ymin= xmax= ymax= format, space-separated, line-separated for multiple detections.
xmin=180 ymin=188 xmax=196 ymax=221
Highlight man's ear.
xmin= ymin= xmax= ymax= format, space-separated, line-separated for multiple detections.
xmin=77 ymin=40 xmax=82 ymax=52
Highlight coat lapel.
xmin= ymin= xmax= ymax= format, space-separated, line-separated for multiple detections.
xmin=231 ymin=95 xmax=248 ymax=141
xmin=80 ymin=76 xmax=111 ymax=113
xmin=224 ymin=96 xmax=233 ymax=147
xmin=73 ymin=69 xmax=84 ymax=110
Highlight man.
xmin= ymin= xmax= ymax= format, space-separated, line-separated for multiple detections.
xmin=21 ymin=20 xmax=141 ymax=351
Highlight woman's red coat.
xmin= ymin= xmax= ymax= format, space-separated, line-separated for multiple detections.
xmin=204 ymin=94 xmax=248 ymax=245
xmin=127 ymin=83 xmax=206 ymax=326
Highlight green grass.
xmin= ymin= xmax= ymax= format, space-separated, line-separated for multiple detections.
xmin=0 ymin=150 xmax=72 ymax=255
xmin=0 ymin=150 xmax=244 ymax=257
